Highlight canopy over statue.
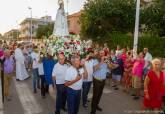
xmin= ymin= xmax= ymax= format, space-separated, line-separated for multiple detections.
xmin=53 ymin=0 xmax=69 ymax=37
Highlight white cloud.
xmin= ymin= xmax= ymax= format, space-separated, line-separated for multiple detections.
xmin=0 ymin=0 xmax=86 ymax=34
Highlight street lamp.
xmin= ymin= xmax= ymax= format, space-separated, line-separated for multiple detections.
xmin=133 ymin=0 xmax=140 ymax=58
xmin=28 ymin=7 xmax=32 ymax=42
xmin=16 ymin=21 xmax=19 ymax=40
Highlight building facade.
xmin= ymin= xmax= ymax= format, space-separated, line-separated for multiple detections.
xmin=67 ymin=11 xmax=81 ymax=35
xmin=3 ymin=29 xmax=19 ymax=41
xmin=0 ymin=33 xmax=2 ymax=39
xmin=19 ymin=16 xmax=54 ymax=39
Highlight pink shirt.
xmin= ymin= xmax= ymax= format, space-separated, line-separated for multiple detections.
xmin=0 ymin=50 xmax=4 ymax=57
xmin=132 ymin=59 xmax=145 ymax=78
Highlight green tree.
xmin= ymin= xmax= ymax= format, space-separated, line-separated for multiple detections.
xmin=36 ymin=23 xmax=54 ymax=39
xmin=80 ymin=0 xmax=136 ymax=42
xmin=141 ymin=0 xmax=165 ymax=36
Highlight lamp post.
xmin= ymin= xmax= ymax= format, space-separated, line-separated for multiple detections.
xmin=133 ymin=0 xmax=140 ymax=58
xmin=28 ymin=7 xmax=32 ymax=42
xmin=16 ymin=21 xmax=19 ymax=40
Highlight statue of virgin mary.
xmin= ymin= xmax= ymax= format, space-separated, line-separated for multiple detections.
xmin=53 ymin=0 xmax=69 ymax=37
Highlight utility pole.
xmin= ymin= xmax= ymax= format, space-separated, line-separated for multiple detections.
xmin=16 ymin=21 xmax=19 ymax=40
xmin=133 ymin=0 xmax=140 ymax=58
xmin=28 ymin=7 xmax=32 ymax=42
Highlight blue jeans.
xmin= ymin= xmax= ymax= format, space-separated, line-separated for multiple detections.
xmin=55 ymin=84 xmax=67 ymax=114
xmin=32 ymin=68 xmax=39 ymax=90
xmin=40 ymin=75 xmax=49 ymax=96
xmin=67 ymin=87 xmax=81 ymax=114
xmin=82 ymin=81 xmax=92 ymax=105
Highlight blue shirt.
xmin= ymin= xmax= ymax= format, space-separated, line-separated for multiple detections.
xmin=93 ymin=59 xmax=108 ymax=80
xmin=111 ymin=58 xmax=124 ymax=75
xmin=43 ymin=57 xmax=57 ymax=85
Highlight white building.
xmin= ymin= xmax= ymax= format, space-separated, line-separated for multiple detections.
xmin=19 ymin=16 xmax=54 ymax=39
xmin=3 ymin=29 xmax=19 ymax=41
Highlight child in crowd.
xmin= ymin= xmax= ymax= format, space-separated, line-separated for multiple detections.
xmin=111 ymin=53 xmax=124 ymax=90
xmin=4 ymin=49 xmax=14 ymax=101
xmin=38 ymin=52 xmax=47 ymax=98
xmin=132 ymin=52 xmax=145 ymax=100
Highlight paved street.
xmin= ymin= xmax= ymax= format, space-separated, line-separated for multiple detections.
xmin=3 ymin=75 xmax=142 ymax=114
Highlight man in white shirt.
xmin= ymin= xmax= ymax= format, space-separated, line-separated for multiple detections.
xmin=52 ymin=54 xmax=68 ymax=114
xmin=31 ymin=46 xmax=40 ymax=93
xmin=64 ymin=55 xmax=87 ymax=114
xmin=143 ymin=48 xmax=153 ymax=76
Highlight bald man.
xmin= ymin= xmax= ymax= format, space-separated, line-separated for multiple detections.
xmin=52 ymin=54 xmax=69 ymax=114
xmin=143 ymin=48 xmax=152 ymax=76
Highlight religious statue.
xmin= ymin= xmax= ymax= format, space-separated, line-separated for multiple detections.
xmin=53 ymin=0 xmax=69 ymax=37
xmin=58 ymin=0 xmax=64 ymax=10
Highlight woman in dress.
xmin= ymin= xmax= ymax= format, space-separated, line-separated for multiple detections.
xmin=132 ymin=52 xmax=145 ymax=100
xmin=123 ymin=51 xmax=133 ymax=93
xmin=161 ymin=62 xmax=165 ymax=112
xmin=143 ymin=58 xmax=163 ymax=112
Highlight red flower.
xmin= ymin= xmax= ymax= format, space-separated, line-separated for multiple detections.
xmin=58 ymin=52 xmax=64 ymax=55
xmin=69 ymin=31 xmax=76 ymax=35
xmin=64 ymin=42 xmax=67 ymax=45
xmin=77 ymin=41 xmax=80 ymax=44
xmin=61 ymin=52 xmax=64 ymax=55
xmin=88 ymin=48 xmax=93 ymax=51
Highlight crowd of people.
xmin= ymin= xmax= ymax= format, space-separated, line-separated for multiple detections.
xmin=0 ymin=40 xmax=165 ymax=114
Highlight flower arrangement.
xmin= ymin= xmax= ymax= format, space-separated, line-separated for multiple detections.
xmin=44 ymin=34 xmax=92 ymax=59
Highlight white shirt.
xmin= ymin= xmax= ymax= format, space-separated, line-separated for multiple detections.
xmin=144 ymin=52 xmax=152 ymax=62
xmin=65 ymin=66 xmax=84 ymax=90
xmin=84 ymin=59 xmax=94 ymax=82
xmin=38 ymin=63 xmax=44 ymax=75
xmin=52 ymin=63 xmax=69 ymax=84
xmin=115 ymin=50 xmax=122 ymax=56
xmin=144 ymin=52 xmax=152 ymax=68
xmin=31 ymin=52 xmax=39 ymax=69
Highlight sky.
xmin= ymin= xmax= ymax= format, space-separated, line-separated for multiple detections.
xmin=0 ymin=0 xmax=86 ymax=35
